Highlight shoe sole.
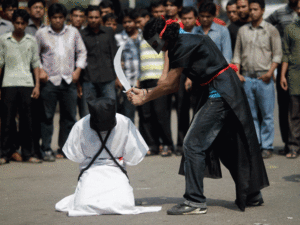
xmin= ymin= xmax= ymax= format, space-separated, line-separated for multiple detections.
xmin=246 ymin=199 xmax=264 ymax=206
xmin=167 ymin=208 xmax=207 ymax=215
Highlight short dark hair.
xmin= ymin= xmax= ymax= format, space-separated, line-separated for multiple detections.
xmin=163 ymin=0 xmax=183 ymax=8
xmin=70 ymin=6 xmax=85 ymax=15
xmin=28 ymin=0 xmax=46 ymax=9
xmin=2 ymin=0 xmax=18 ymax=11
xmin=12 ymin=9 xmax=30 ymax=23
xmin=103 ymin=13 xmax=118 ymax=24
xmin=150 ymin=0 xmax=164 ymax=9
xmin=226 ymin=0 xmax=237 ymax=8
xmin=180 ymin=6 xmax=198 ymax=18
xmin=99 ymin=0 xmax=114 ymax=10
xmin=120 ymin=8 xmax=135 ymax=22
xmin=48 ymin=3 xmax=68 ymax=18
xmin=198 ymin=2 xmax=216 ymax=16
xmin=131 ymin=8 xmax=151 ymax=20
xmin=249 ymin=0 xmax=265 ymax=9
xmin=85 ymin=5 xmax=101 ymax=16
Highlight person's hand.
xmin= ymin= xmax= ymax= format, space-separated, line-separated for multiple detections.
xmin=185 ymin=78 xmax=192 ymax=91
xmin=258 ymin=72 xmax=272 ymax=83
xmin=127 ymin=88 xmax=145 ymax=106
xmin=280 ymin=76 xmax=288 ymax=91
xmin=77 ymin=83 xmax=83 ymax=98
xmin=31 ymin=86 xmax=40 ymax=99
xmin=40 ymin=68 xmax=48 ymax=83
xmin=115 ymin=78 xmax=123 ymax=90
xmin=236 ymin=73 xmax=246 ymax=82
xmin=72 ymin=69 xmax=81 ymax=83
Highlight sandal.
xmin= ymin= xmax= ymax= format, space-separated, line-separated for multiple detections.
xmin=55 ymin=153 xmax=65 ymax=159
xmin=160 ymin=146 xmax=172 ymax=157
xmin=26 ymin=157 xmax=43 ymax=163
xmin=286 ymin=150 xmax=298 ymax=159
xmin=11 ymin=152 xmax=23 ymax=162
xmin=0 ymin=158 xmax=7 ymax=165
xmin=146 ymin=150 xmax=158 ymax=156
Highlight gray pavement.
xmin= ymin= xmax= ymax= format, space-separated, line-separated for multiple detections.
xmin=0 ymin=100 xmax=300 ymax=225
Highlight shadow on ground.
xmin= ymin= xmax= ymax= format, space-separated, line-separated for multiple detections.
xmin=282 ymin=174 xmax=300 ymax=182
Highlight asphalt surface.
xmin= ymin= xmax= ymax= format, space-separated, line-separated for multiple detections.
xmin=0 ymin=99 xmax=299 ymax=225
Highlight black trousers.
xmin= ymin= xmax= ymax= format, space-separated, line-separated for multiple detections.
xmin=287 ymin=95 xmax=300 ymax=152
xmin=1 ymin=87 xmax=35 ymax=161
xmin=173 ymin=74 xmax=191 ymax=147
xmin=276 ymin=64 xmax=290 ymax=148
xmin=138 ymin=79 xmax=173 ymax=150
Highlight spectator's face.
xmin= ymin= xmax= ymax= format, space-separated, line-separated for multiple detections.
xmin=198 ymin=12 xmax=214 ymax=27
xmin=29 ymin=2 xmax=45 ymax=20
xmin=181 ymin=11 xmax=197 ymax=31
xmin=296 ymin=1 xmax=300 ymax=16
xmin=4 ymin=6 xmax=18 ymax=21
xmin=87 ymin=10 xmax=102 ymax=29
xmin=123 ymin=16 xmax=136 ymax=33
xmin=151 ymin=5 xmax=166 ymax=18
xmin=50 ymin=13 xmax=66 ymax=31
xmin=249 ymin=3 xmax=264 ymax=22
xmin=13 ymin=17 xmax=28 ymax=34
xmin=134 ymin=16 xmax=150 ymax=30
xmin=70 ymin=10 xmax=85 ymax=29
xmin=100 ymin=7 xmax=114 ymax=18
xmin=104 ymin=19 xmax=117 ymax=32
xmin=226 ymin=4 xmax=239 ymax=23
xmin=237 ymin=0 xmax=249 ymax=20
xmin=165 ymin=1 xmax=181 ymax=18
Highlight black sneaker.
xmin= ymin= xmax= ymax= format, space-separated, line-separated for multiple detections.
xmin=167 ymin=203 xmax=207 ymax=215
xmin=43 ymin=151 xmax=56 ymax=162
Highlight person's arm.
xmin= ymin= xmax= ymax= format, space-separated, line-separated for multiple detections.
xmin=158 ymin=51 xmax=170 ymax=83
xmin=73 ymin=29 xmax=87 ymax=83
xmin=127 ymin=67 xmax=183 ymax=106
xmin=232 ymin=29 xmax=245 ymax=82
xmin=0 ymin=38 xmax=5 ymax=100
xmin=280 ymin=27 xmax=291 ymax=91
xmin=35 ymin=30 xmax=49 ymax=83
xmin=280 ymin=62 xmax=289 ymax=91
xmin=31 ymin=40 xmax=41 ymax=98
xmin=221 ymin=27 xmax=232 ymax=63
xmin=258 ymin=62 xmax=278 ymax=83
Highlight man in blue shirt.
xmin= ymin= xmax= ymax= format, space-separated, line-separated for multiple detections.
xmin=196 ymin=2 xmax=232 ymax=63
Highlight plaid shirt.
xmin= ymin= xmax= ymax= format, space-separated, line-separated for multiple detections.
xmin=115 ymin=29 xmax=142 ymax=87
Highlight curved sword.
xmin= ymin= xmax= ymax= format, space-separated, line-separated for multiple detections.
xmin=114 ymin=43 xmax=131 ymax=92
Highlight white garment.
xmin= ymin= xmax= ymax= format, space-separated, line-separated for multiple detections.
xmin=55 ymin=113 xmax=162 ymax=216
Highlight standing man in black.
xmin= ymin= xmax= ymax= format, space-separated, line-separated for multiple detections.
xmin=265 ymin=0 xmax=300 ymax=155
xmin=228 ymin=0 xmax=251 ymax=52
xmin=80 ymin=5 xmax=117 ymax=117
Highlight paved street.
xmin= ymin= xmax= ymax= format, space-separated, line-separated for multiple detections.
xmin=0 ymin=100 xmax=299 ymax=225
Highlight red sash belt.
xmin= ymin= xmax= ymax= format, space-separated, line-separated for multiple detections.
xmin=199 ymin=64 xmax=238 ymax=86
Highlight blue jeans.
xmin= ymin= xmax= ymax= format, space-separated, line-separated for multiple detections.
xmin=243 ymin=77 xmax=275 ymax=150
xmin=40 ymin=80 xmax=77 ymax=153
xmin=81 ymin=80 xmax=116 ymax=117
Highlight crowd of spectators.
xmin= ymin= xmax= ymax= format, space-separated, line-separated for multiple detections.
xmin=0 ymin=0 xmax=299 ymax=165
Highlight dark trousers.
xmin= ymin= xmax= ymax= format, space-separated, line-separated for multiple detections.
xmin=40 ymin=80 xmax=77 ymax=153
xmin=32 ymin=98 xmax=43 ymax=159
xmin=174 ymin=74 xmax=191 ymax=147
xmin=138 ymin=79 xmax=173 ymax=150
xmin=287 ymin=95 xmax=300 ymax=152
xmin=183 ymin=98 xmax=231 ymax=206
xmin=276 ymin=64 xmax=290 ymax=148
xmin=1 ymin=87 xmax=34 ymax=161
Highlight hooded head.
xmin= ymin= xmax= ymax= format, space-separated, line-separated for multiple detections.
xmin=86 ymin=95 xmax=117 ymax=132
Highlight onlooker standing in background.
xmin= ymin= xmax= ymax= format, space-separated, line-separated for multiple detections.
xmin=133 ymin=8 xmax=174 ymax=156
xmin=196 ymin=0 xmax=226 ymax=26
xmin=35 ymin=3 xmax=87 ymax=161
xmin=80 ymin=5 xmax=117 ymax=117
xmin=265 ymin=0 xmax=300 ymax=156
xmin=115 ymin=8 xmax=142 ymax=123
xmin=226 ymin=0 xmax=239 ymax=25
xmin=25 ymin=0 xmax=46 ymax=36
xmin=0 ymin=9 xmax=41 ymax=165
xmin=2 ymin=0 xmax=18 ymax=22
xmin=164 ymin=0 xmax=184 ymax=28
xmin=99 ymin=0 xmax=123 ymax=33
xmin=150 ymin=0 xmax=166 ymax=18
xmin=69 ymin=6 xmax=86 ymax=30
xmin=228 ymin=0 xmax=251 ymax=52
xmin=279 ymin=0 xmax=300 ymax=159
xmin=103 ymin=13 xmax=118 ymax=32
xmin=69 ymin=6 xmax=86 ymax=119
xmin=232 ymin=0 xmax=282 ymax=159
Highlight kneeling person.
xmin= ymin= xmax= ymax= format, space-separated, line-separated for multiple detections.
xmin=55 ymin=97 xmax=161 ymax=216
